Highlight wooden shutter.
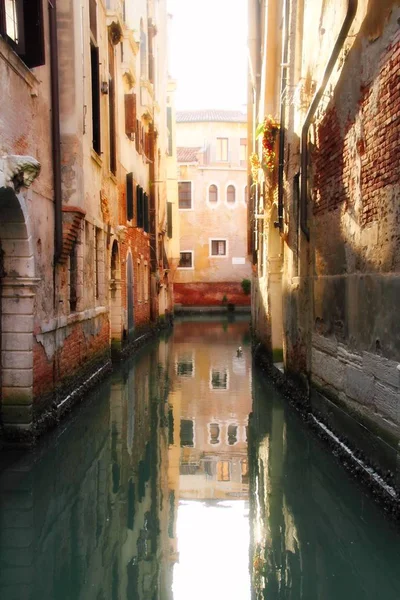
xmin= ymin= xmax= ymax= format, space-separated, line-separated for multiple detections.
xmin=22 ymin=0 xmax=45 ymax=68
xmin=126 ymin=173 xmax=134 ymax=220
xmin=125 ymin=94 xmax=136 ymax=137
xmin=135 ymin=120 xmax=140 ymax=152
xmin=167 ymin=202 xmax=173 ymax=238
xmin=143 ymin=193 xmax=149 ymax=232
xmin=137 ymin=186 xmax=144 ymax=228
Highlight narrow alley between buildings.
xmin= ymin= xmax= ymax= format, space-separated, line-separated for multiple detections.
xmin=1 ymin=317 xmax=400 ymax=599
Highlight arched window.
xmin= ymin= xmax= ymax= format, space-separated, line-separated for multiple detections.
xmin=209 ymin=184 xmax=218 ymax=204
xmin=227 ymin=184 xmax=236 ymax=204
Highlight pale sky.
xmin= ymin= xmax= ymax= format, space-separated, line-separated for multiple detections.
xmin=167 ymin=0 xmax=248 ymax=111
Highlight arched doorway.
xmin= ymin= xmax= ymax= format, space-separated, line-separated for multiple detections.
xmin=0 ymin=185 xmax=38 ymax=433
xmin=126 ymin=252 xmax=135 ymax=340
xmin=268 ymin=204 xmax=284 ymax=366
xmin=110 ymin=240 xmax=122 ymax=353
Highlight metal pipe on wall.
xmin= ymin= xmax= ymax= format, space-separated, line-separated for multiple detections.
xmin=300 ymin=0 xmax=358 ymax=240
xmin=49 ymin=0 xmax=63 ymax=261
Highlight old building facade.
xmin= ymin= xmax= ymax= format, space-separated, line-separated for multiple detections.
xmin=174 ymin=110 xmax=252 ymax=309
xmin=0 ymin=0 xmax=175 ymax=443
xmin=249 ymin=0 xmax=400 ymax=488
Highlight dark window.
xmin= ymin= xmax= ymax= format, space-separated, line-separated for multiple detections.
xmin=167 ymin=202 xmax=173 ymax=238
xmin=180 ymin=419 xmax=194 ymax=447
xmin=227 ymin=185 xmax=236 ymax=204
xmin=211 ymin=369 xmax=228 ymax=389
xmin=143 ymin=193 xmax=149 ymax=233
xmin=136 ymin=186 xmax=144 ymax=228
xmin=108 ymin=41 xmax=116 ymax=174
xmin=126 ymin=173 xmax=134 ymax=220
xmin=0 ymin=0 xmax=45 ymax=68
xmin=209 ymin=184 xmax=218 ymax=204
xmin=179 ymin=252 xmax=192 ymax=268
xmin=211 ymin=240 xmax=226 ymax=256
xmin=91 ymin=44 xmax=101 ymax=154
xmin=178 ymin=182 xmax=192 ymax=209
xmin=227 ymin=424 xmax=238 ymax=445
xmin=167 ymin=107 xmax=173 ymax=156
xmin=177 ymin=359 xmax=193 ymax=376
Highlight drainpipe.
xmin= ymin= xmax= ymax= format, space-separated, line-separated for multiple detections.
xmin=49 ymin=0 xmax=63 ymax=261
xmin=300 ymin=0 xmax=358 ymax=240
xmin=276 ymin=0 xmax=290 ymax=231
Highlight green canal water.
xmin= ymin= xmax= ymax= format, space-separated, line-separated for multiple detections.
xmin=0 ymin=317 xmax=399 ymax=599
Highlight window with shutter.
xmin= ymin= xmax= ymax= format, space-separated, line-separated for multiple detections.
xmin=137 ymin=186 xmax=144 ymax=228
xmin=0 ymin=0 xmax=45 ymax=68
xmin=91 ymin=44 xmax=101 ymax=154
xmin=143 ymin=193 xmax=149 ymax=232
xmin=125 ymin=94 xmax=136 ymax=138
xmin=126 ymin=173 xmax=134 ymax=221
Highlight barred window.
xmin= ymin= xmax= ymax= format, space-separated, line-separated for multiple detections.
xmin=178 ymin=182 xmax=192 ymax=209
xmin=211 ymin=240 xmax=226 ymax=256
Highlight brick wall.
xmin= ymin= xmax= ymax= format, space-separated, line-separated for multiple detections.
xmin=33 ymin=316 xmax=110 ymax=402
xmin=314 ymin=34 xmax=400 ymax=226
xmin=174 ymin=282 xmax=251 ymax=306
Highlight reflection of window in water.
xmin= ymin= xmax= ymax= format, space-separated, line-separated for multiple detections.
xmin=203 ymin=459 xmax=215 ymax=477
xmin=210 ymin=368 xmax=228 ymax=389
xmin=180 ymin=419 xmax=194 ymax=447
xmin=227 ymin=424 xmax=238 ymax=445
xmin=176 ymin=359 xmax=194 ymax=377
xmin=217 ymin=461 xmax=231 ymax=481
xmin=241 ymin=459 xmax=249 ymax=484
xmin=209 ymin=422 xmax=220 ymax=444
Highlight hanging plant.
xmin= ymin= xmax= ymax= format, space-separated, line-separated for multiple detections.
xmin=256 ymin=115 xmax=280 ymax=171
xmin=249 ymin=152 xmax=261 ymax=184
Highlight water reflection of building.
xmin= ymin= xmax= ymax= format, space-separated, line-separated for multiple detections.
xmin=249 ymin=368 xmax=400 ymax=600
xmin=169 ymin=318 xmax=252 ymax=501
xmin=0 ymin=345 xmax=172 ymax=600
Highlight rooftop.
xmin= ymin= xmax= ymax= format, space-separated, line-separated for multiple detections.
xmin=176 ymin=109 xmax=247 ymax=123
xmin=177 ymin=147 xmax=202 ymax=163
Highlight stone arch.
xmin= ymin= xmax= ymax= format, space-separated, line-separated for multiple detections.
xmin=0 ymin=186 xmax=37 ymax=433
xmin=110 ymin=239 xmax=122 ymax=353
xmin=268 ymin=203 xmax=284 ymax=365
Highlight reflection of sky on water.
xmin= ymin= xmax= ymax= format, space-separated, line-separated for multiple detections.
xmin=173 ymin=500 xmax=251 ymax=600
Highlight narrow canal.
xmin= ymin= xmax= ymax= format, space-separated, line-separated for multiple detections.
xmin=0 ymin=317 xmax=400 ymax=599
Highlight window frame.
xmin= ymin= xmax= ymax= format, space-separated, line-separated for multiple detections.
xmin=207 ymin=183 xmax=219 ymax=206
xmin=178 ymin=250 xmax=194 ymax=270
xmin=216 ymin=137 xmax=228 ymax=162
xmin=226 ymin=183 xmax=236 ymax=206
xmin=178 ymin=180 xmax=193 ymax=210
xmin=0 ymin=0 xmax=45 ymax=69
xmin=209 ymin=238 xmax=228 ymax=258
